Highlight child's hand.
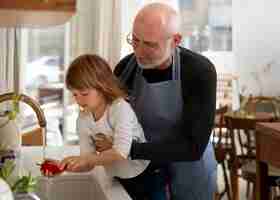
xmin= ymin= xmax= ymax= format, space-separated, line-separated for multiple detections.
xmin=60 ymin=156 xmax=95 ymax=172
xmin=94 ymin=133 xmax=113 ymax=152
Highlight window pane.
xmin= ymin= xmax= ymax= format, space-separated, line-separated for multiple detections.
xmin=22 ymin=25 xmax=66 ymax=146
xmin=121 ymin=0 xmax=232 ymax=55
xmin=182 ymin=0 xmax=232 ymax=52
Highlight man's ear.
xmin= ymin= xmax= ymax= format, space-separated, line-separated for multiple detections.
xmin=173 ymin=33 xmax=182 ymax=46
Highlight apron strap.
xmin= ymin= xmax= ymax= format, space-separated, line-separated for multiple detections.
xmin=173 ymin=47 xmax=181 ymax=81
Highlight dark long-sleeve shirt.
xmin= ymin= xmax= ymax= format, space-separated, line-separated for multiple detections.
xmin=114 ymin=47 xmax=217 ymax=163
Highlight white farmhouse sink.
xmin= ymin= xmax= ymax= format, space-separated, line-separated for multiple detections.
xmin=21 ymin=146 xmax=131 ymax=200
xmin=36 ymin=172 xmax=106 ymax=200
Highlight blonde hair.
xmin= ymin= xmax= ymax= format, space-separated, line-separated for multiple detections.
xmin=66 ymin=54 xmax=127 ymax=103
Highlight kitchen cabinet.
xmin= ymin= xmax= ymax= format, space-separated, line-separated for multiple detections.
xmin=0 ymin=0 xmax=76 ymax=27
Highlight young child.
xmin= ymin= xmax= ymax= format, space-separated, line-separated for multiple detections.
xmin=61 ymin=54 xmax=149 ymax=178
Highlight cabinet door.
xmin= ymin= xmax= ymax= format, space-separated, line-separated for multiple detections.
xmin=0 ymin=0 xmax=76 ymax=27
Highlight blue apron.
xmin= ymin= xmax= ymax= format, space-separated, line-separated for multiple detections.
xmin=122 ymin=48 xmax=217 ymax=200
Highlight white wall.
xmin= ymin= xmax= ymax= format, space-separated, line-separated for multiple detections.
xmin=233 ymin=0 xmax=280 ymax=96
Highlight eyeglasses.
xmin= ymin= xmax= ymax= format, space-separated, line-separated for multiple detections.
xmin=126 ymin=32 xmax=172 ymax=50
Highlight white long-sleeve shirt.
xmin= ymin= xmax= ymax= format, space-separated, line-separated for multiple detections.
xmin=76 ymin=98 xmax=149 ymax=179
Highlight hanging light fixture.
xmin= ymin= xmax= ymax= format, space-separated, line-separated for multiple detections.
xmin=0 ymin=0 xmax=76 ymax=28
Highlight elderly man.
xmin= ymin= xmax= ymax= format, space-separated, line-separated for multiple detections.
xmin=99 ymin=3 xmax=217 ymax=200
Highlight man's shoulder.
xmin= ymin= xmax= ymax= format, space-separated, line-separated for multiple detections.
xmin=114 ymin=53 xmax=134 ymax=76
xmin=179 ymin=46 xmax=216 ymax=77
xmin=179 ymin=47 xmax=215 ymax=70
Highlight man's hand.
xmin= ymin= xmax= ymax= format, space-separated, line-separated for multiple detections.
xmin=59 ymin=155 xmax=95 ymax=172
xmin=94 ymin=133 xmax=113 ymax=152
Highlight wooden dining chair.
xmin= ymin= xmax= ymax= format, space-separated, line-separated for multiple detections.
xmin=225 ymin=115 xmax=280 ymax=200
xmin=0 ymin=92 xmax=47 ymax=146
xmin=213 ymin=105 xmax=232 ymax=200
xmin=241 ymin=95 xmax=280 ymax=120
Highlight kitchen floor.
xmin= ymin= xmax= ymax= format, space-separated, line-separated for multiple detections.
xmin=217 ymin=165 xmax=280 ymax=200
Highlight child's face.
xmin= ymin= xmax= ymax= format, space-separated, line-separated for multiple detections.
xmin=71 ymin=88 xmax=105 ymax=112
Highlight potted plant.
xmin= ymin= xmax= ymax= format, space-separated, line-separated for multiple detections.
xmin=0 ymin=159 xmax=39 ymax=200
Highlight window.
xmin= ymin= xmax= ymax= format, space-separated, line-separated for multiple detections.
xmin=21 ymin=25 xmax=67 ymax=146
xmin=180 ymin=0 xmax=232 ymax=52
xmin=121 ymin=0 xmax=232 ymax=56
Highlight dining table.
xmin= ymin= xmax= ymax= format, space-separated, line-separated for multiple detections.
xmin=224 ymin=110 xmax=276 ymax=200
xmin=256 ymin=122 xmax=280 ymax=200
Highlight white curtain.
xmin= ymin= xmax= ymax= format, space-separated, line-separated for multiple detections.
xmin=63 ymin=0 xmax=123 ymax=137
xmin=70 ymin=0 xmax=123 ymax=67
xmin=0 ymin=28 xmax=18 ymax=94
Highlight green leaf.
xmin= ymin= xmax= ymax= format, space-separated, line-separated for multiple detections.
xmin=1 ymin=160 xmax=37 ymax=193
xmin=12 ymin=173 xmax=37 ymax=193
xmin=0 ymin=160 xmax=15 ymax=180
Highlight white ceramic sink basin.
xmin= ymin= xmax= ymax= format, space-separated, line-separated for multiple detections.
xmin=36 ymin=172 xmax=106 ymax=200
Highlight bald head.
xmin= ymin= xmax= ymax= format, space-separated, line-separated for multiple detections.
xmin=133 ymin=3 xmax=181 ymax=39
xmin=131 ymin=3 xmax=182 ymax=70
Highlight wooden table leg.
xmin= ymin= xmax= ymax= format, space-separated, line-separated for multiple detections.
xmin=230 ymin=164 xmax=239 ymax=200
xmin=256 ymin=160 xmax=269 ymax=200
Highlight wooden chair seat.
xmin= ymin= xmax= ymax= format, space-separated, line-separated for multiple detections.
xmin=242 ymin=160 xmax=280 ymax=179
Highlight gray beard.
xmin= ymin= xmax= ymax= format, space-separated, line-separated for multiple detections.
xmin=137 ymin=48 xmax=174 ymax=70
